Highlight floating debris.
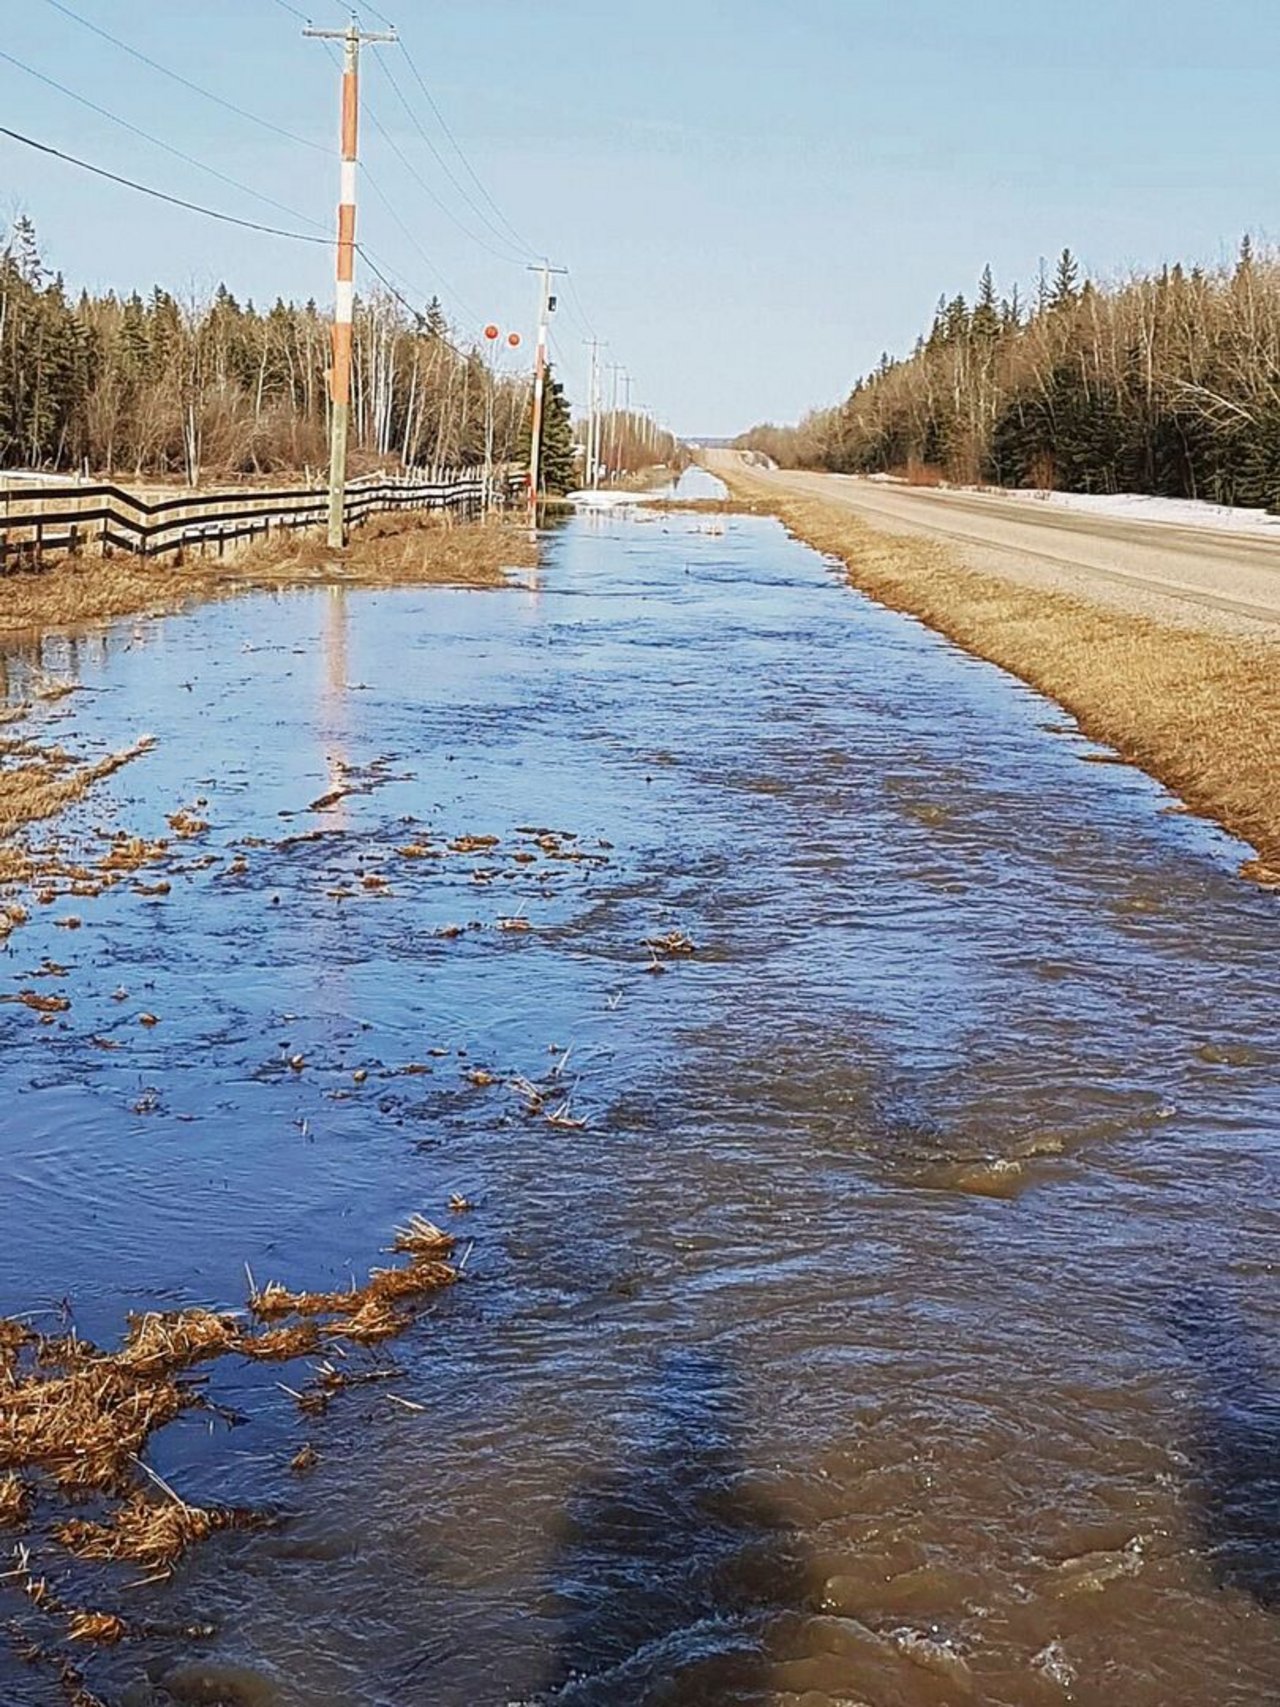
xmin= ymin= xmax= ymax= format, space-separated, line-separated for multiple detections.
xmin=55 ymin=1490 xmax=265 ymax=1578
xmin=391 ymin=1215 xmax=456 ymax=1257
xmin=0 ymin=1217 xmax=459 ymax=1626
xmin=239 ymin=1321 xmax=322 ymax=1362
xmin=0 ymin=1472 xmax=32 ymax=1529
xmin=644 ymin=929 xmax=697 ymax=957
xmin=165 ymin=807 xmax=209 ymax=839
xmin=65 ymin=1611 xmax=128 ymax=1646
xmin=3 ymin=991 xmax=71 ymax=1015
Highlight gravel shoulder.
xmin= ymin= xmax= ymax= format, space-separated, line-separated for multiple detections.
xmin=707 ymin=452 xmax=1280 ymax=878
xmin=711 ymin=457 xmax=1280 ymax=639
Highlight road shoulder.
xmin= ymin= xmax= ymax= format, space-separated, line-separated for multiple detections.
xmin=708 ymin=454 xmax=1280 ymax=881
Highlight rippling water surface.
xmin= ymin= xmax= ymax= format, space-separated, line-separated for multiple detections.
xmin=1 ymin=471 xmax=1277 ymax=1705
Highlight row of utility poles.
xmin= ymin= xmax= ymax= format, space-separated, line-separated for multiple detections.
xmin=582 ymin=344 xmax=664 ymax=488
xmin=306 ymin=19 xmax=664 ymax=538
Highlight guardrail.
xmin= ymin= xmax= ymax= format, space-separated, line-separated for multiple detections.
xmin=0 ymin=468 xmax=519 ymax=571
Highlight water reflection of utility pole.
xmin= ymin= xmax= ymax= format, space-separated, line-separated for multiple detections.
xmin=324 ymin=588 xmax=350 ymax=829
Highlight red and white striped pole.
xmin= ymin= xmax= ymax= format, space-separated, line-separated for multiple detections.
xmin=304 ymin=20 xmax=396 ymax=548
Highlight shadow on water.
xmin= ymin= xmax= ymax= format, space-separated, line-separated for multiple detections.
xmin=538 ymin=1351 xmax=812 ymax=1706
xmin=1171 ymin=1285 xmax=1280 ymax=1609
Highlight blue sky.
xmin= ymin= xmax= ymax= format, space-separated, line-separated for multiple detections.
xmin=1 ymin=0 xmax=1276 ymax=435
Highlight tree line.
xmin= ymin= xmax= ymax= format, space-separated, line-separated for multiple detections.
xmin=740 ymin=240 xmax=1280 ymax=508
xmin=0 ymin=216 xmax=537 ymax=487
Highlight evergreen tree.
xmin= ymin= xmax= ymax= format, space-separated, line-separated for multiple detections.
xmin=424 ymin=296 xmax=448 ymax=341
xmin=1051 ymin=247 xmax=1081 ymax=309
xmin=521 ymin=362 xmax=576 ymax=495
xmin=971 ymin=265 xmax=1001 ymax=342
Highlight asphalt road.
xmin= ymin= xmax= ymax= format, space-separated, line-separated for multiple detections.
xmin=707 ymin=454 xmax=1280 ymax=634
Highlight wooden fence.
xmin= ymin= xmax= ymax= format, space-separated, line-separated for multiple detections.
xmin=0 ymin=468 xmax=515 ymax=571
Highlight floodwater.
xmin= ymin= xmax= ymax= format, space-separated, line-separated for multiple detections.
xmin=1 ymin=470 xmax=1277 ymax=1705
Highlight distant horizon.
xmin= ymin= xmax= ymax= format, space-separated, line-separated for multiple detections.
xmin=2 ymin=0 xmax=1275 ymax=437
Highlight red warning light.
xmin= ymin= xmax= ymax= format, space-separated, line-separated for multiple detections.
xmin=508 ymin=332 xmax=522 ymax=348
xmin=484 ymin=324 xmax=499 ymax=340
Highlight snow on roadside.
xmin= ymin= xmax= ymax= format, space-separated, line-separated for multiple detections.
xmin=861 ymin=473 xmax=1280 ymax=539
xmin=996 ymin=487 xmax=1280 ymax=537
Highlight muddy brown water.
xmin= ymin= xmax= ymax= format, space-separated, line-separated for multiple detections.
xmin=1 ymin=470 xmax=1277 ymax=1705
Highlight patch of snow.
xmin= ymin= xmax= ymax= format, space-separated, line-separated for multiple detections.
xmin=998 ymin=487 xmax=1280 ymax=537
xmin=566 ymin=489 xmax=643 ymax=509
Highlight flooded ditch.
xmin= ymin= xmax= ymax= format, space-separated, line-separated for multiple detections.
xmin=0 ymin=471 xmax=1277 ymax=1704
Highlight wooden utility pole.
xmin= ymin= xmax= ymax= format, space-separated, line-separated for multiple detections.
xmin=584 ymin=336 xmax=604 ymax=488
xmin=304 ymin=19 xmax=397 ymax=548
xmin=605 ymin=362 xmax=624 ymax=482
xmin=526 ymin=261 xmax=567 ymax=519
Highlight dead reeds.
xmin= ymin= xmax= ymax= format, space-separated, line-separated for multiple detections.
xmin=0 ymin=735 xmax=154 ymax=839
xmin=0 ymin=554 xmax=220 ymax=639
xmin=54 ymin=1492 xmax=262 ymax=1578
xmin=228 ymin=510 xmax=536 ymax=590
xmin=0 ymin=511 xmax=537 ymax=645
xmin=0 ymin=1213 xmax=459 ymax=1660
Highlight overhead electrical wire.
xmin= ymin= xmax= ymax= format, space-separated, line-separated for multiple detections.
xmin=308 ymin=40 xmax=490 ymax=336
xmin=40 ymin=0 xmax=329 ymax=155
xmin=394 ymin=39 xmax=540 ymax=261
xmin=0 ymin=124 xmax=328 ymax=242
xmin=0 ymin=46 xmax=326 ymax=231
xmin=13 ymin=0 xmax=614 ymax=408
xmin=0 ymin=123 xmax=487 ymax=375
xmin=353 ymin=1 xmax=397 ymax=27
xmin=371 ymin=55 xmax=530 ymax=265
xmin=359 ymin=163 xmax=483 ymax=326
xmin=359 ymin=90 xmax=522 ymax=275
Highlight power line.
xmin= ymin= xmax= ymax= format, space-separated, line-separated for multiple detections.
xmin=360 ymin=87 xmax=521 ymax=273
xmin=355 ymin=245 xmax=433 ymax=326
xmin=359 ymin=165 xmax=482 ymax=324
xmin=309 ymin=38 xmax=488 ymax=332
xmin=562 ymin=272 xmax=600 ymax=342
xmin=371 ymin=54 xmax=529 ymax=264
xmin=0 ymin=124 xmax=329 ymax=242
xmin=354 ymin=1 xmax=398 ymax=26
xmin=0 ymin=46 xmax=326 ymax=230
xmin=40 ymin=0 xmax=328 ymax=155
xmin=395 ymin=39 xmax=540 ymax=260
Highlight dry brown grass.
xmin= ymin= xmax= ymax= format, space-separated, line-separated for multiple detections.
xmin=0 ymin=736 xmax=154 ymax=840
xmin=0 ymin=511 xmax=537 ymax=642
xmin=640 ymin=497 xmax=770 ymax=516
xmin=719 ymin=466 xmax=1280 ymax=875
xmin=228 ymin=510 xmax=536 ymax=590
xmin=54 ymin=1491 xmax=262 ymax=1578
xmin=0 ymin=556 xmax=212 ymax=638
xmin=0 ymin=1216 xmax=457 ymax=1627
xmin=0 ymin=1471 xmax=32 ymax=1528
xmin=0 ymin=719 xmax=164 ymax=947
